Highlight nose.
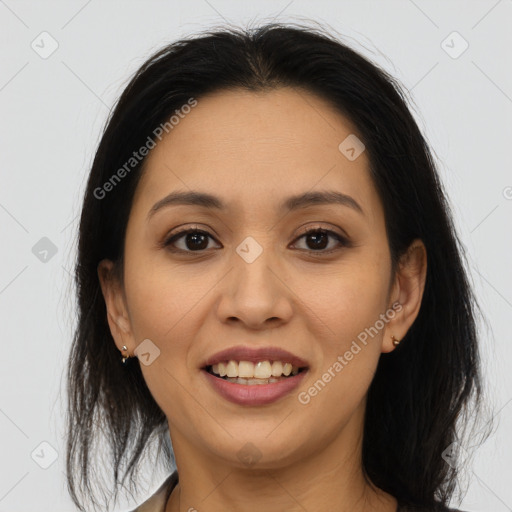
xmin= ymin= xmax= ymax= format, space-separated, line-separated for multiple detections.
xmin=215 ymin=247 xmax=293 ymax=330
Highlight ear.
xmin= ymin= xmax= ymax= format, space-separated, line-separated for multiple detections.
xmin=382 ymin=238 xmax=427 ymax=353
xmin=97 ymin=259 xmax=135 ymax=353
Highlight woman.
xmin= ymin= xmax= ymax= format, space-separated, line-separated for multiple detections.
xmin=65 ymin=22 xmax=488 ymax=512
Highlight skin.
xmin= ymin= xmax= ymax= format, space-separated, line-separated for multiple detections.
xmin=98 ymin=87 xmax=427 ymax=512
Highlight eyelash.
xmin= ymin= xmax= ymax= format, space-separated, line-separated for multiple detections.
xmin=162 ymin=225 xmax=350 ymax=255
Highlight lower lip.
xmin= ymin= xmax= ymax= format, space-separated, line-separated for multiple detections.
xmin=202 ymin=369 xmax=308 ymax=406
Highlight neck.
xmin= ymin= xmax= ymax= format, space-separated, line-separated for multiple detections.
xmin=165 ymin=405 xmax=397 ymax=512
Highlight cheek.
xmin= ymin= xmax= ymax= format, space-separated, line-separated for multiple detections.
xmin=304 ymin=256 xmax=390 ymax=341
xmin=123 ymin=252 xmax=207 ymax=341
xmin=122 ymin=254 xmax=221 ymax=401
xmin=297 ymin=267 xmax=388 ymax=425
xmin=122 ymin=261 xmax=205 ymax=420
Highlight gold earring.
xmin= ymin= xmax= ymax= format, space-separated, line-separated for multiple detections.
xmin=391 ymin=335 xmax=400 ymax=347
xmin=121 ymin=345 xmax=133 ymax=364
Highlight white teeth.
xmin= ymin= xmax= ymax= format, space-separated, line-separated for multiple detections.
xmin=238 ymin=361 xmax=254 ymax=378
xmin=254 ymin=361 xmax=272 ymax=379
xmin=226 ymin=360 xmax=238 ymax=378
xmin=226 ymin=377 xmax=281 ymax=385
xmin=209 ymin=359 xmax=302 ymax=380
xmin=271 ymin=361 xmax=283 ymax=376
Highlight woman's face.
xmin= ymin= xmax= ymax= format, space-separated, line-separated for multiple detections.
xmin=100 ymin=87 xmax=425 ymax=471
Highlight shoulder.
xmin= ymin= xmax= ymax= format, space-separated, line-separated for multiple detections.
xmin=129 ymin=471 xmax=179 ymax=512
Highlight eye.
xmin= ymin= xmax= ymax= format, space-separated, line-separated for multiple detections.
xmin=163 ymin=227 xmax=220 ymax=253
xmin=291 ymin=227 xmax=349 ymax=253
xmin=162 ymin=226 xmax=349 ymax=254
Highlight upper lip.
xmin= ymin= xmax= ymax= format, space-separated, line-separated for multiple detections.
xmin=201 ymin=345 xmax=309 ymax=369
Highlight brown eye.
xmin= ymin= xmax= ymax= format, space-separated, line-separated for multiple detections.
xmin=164 ymin=229 xmax=220 ymax=252
xmin=292 ymin=228 xmax=348 ymax=253
xmin=162 ymin=226 xmax=349 ymax=255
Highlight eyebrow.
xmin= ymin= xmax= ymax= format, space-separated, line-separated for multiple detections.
xmin=147 ymin=189 xmax=364 ymax=220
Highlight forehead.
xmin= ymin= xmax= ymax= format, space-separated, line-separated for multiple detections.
xmin=132 ymin=87 xmax=383 ymax=226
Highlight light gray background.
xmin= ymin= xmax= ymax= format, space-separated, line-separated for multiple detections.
xmin=0 ymin=1 xmax=511 ymax=511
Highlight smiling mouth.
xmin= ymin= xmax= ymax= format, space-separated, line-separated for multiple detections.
xmin=204 ymin=360 xmax=308 ymax=385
